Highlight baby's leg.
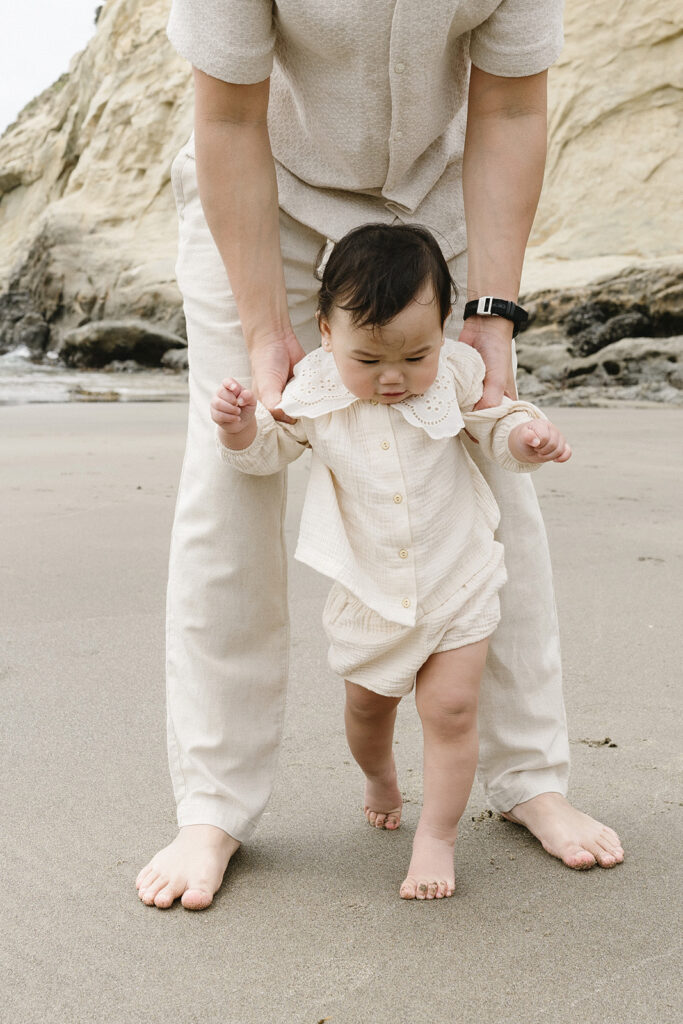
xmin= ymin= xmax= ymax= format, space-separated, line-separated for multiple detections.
xmin=344 ymin=682 xmax=403 ymax=829
xmin=400 ymin=638 xmax=488 ymax=900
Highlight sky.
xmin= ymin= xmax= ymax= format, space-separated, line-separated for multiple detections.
xmin=0 ymin=0 xmax=99 ymax=134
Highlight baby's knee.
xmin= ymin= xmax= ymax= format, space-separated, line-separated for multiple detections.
xmin=345 ymin=680 xmax=399 ymax=720
xmin=417 ymin=690 xmax=478 ymax=735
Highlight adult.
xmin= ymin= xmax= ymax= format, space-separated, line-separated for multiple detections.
xmin=136 ymin=0 xmax=623 ymax=910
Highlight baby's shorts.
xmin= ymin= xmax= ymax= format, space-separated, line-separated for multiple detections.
xmin=322 ymin=543 xmax=507 ymax=698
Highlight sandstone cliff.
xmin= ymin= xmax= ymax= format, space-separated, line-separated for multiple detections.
xmin=0 ymin=0 xmax=193 ymax=357
xmin=0 ymin=0 xmax=680 ymax=385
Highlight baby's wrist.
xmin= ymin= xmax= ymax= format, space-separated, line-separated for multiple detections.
xmin=217 ymin=419 xmax=257 ymax=451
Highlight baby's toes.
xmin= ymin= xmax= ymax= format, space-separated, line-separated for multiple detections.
xmin=373 ymin=812 xmax=388 ymax=829
xmin=426 ymin=881 xmax=438 ymax=900
xmin=399 ymin=876 xmax=418 ymax=900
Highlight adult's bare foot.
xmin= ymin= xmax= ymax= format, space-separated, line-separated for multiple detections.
xmin=135 ymin=824 xmax=240 ymax=909
xmin=502 ymin=792 xmax=624 ymax=870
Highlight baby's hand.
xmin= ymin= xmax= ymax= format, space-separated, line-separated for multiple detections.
xmin=210 ymin=378 xmax=257 ymax=434
xmin=508 ymin=419 xmax=572 ymax=464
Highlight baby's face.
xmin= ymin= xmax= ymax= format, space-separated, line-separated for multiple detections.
xmin=319 ymin=285 xmax=445 ymax=404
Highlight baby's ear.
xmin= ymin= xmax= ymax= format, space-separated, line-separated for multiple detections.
xmin=318 ymin=314 xmax=333 ymax=351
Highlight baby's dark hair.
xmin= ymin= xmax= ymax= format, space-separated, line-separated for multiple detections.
xmin=315 ymin=223 xmax=455 ymax=330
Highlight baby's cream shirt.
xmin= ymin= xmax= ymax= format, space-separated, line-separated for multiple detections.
xmin=216 ymin=342 xmax=545 ymax=627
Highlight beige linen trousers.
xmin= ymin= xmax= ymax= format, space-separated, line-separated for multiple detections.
xmin=166 ymin=141 xmax=570 ymax=842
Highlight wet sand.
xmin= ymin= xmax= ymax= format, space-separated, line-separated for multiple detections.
xmin=1 ymin=401 xmax=681 ymax=1023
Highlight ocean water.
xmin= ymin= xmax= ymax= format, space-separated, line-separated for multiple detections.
xmin=0 ymin=346 xmax=189 ymax=404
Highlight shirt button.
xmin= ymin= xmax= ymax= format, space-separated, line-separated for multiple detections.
xmin=394 ymin=61 xmax=406 ymax=74
xmin=401 ymin=598 xmax=411 ymax=609
xmin=393 ymin=494 xmax=403 ymax=504
xmin=399 ymin=549 xmax=409 ymax=559
xmin=394 ymin=129 xmax=404 ymax=140
xmin=381 ymin=440 xmax=390 ymax=450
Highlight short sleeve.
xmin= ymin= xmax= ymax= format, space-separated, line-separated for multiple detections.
xmin=469 ymin=0 xmax=564 ymax=77
xmin=167 ymin=0 xmax=275 ymax=84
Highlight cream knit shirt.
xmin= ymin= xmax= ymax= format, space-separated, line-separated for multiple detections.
xmin=167 ymin=0 xmax=564 ymax=258
xmin=216 ymin=342 xmax=546 ymax=626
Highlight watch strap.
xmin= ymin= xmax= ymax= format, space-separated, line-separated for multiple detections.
xmin=463 ymin=297 xmax=528 ymax=336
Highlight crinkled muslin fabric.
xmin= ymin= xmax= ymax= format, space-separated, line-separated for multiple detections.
xmin=323 ymin=544 xmax=507 ymax=697
xmin=216 ymin=342 xmax=545 ymax=627
xmin=167 ymin=0 xmax=564 ymax=258
xmin=164 ymin=0 xmax=570 ymax=841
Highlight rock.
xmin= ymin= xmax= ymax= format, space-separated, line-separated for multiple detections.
xmin=564 ymin=336 xmax=683 ymax=388
xmin=102 ymin=359 xmax=144 ymax=372
xmin=521 ymin=264 xmax=683 ymax=334
xmin=568 ymin=311 xmax=653 ymax=358
xmin=516 ymin=325 xmax=572 ymax=376
xmin=11 ymin=312 xmax=50 ymax=353
xmin=160 ymin=347 xmax=189 ymax=371
xmin=528 ymin=0 xmax=680 ymax=261
xmin=0 ymin=0 xmax=680 ymax=380
xmin=514 ymin=368 xmax=548 ymax=400
xmin=58 ymin=319 xmax=186 ymax=368
xmin=0 ymin=0 xmax=192 ymax=353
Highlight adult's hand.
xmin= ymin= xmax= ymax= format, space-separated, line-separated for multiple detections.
xmin=457 ymin=314 xmax=517 ymax=409
xmin=249 ymin=329 xmax=306 ymax=422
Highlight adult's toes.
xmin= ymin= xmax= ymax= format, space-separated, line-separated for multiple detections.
xmin=138 ymin=871 xmax=159 ymax=899
xmin=153 ymin=885 xmax=177 ymax=908
xmin=136 ymin=866 xmax=156 ymax=890
xmin=141 ymin=876 xmax=168 ymax=904
xmin=181 ymin=887 xmax=214 ymax=911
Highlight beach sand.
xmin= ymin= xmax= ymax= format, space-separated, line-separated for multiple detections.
xmin=1 ymin=400 xmax=681 ymax=1023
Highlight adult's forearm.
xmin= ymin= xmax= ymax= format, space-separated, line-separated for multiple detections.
xmin=193 ymin=77 xmax=291 ymax=351
xmin=463 ymin=67 xmax=548 ymax=304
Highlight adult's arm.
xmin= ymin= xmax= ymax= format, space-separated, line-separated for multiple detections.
xmin=193 ymin=68 xmax=303 ymax=416
xmin=459 ymin=65 xmax=549 ymax=409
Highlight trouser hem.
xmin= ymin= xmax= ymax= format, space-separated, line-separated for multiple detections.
xmin=177 ymin=802 xmax=259 ymax=844
xmin=486 ymin=768 xmax=569 ymax=815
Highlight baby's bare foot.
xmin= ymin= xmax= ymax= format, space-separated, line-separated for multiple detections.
xmin=399 ymin=825 xmax=456 ymax=900
xmin=502 ymin=792 xmax=624 ymax=870
xmin=364 ymin=764 xmax=402 ymax=830
xmin=135 ymin=824 xmax=240 ymax=910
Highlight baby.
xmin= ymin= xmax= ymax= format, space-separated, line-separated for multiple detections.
xmin=210 ymin=224 xmax=570 ymax=901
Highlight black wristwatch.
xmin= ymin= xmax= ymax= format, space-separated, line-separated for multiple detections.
xmin=463 ymin=297 xmax=528 ymax=337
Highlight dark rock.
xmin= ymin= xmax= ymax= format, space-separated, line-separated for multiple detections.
xmin=563 ymin=300 xmax=618 ymax=336
xmin=569 ymin=310 xmax=653 ymax=357
xmin=12 ymin=312 xmax=50 ymax=353
xmin=161 ymin=347 xmax=189 ymax=371
xmin=58 ymin=319 xmax=186 ymax=368
xmin=521 ymin=264 xmax=683 ymax=337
